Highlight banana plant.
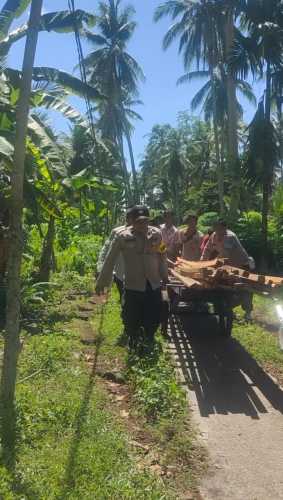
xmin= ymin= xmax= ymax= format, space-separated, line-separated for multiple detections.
xmin=0 ymin=8 xmax=96 ymax=55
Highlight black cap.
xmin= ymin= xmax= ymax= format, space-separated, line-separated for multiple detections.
xmin=131 ymin=205 xmax=150 ymax=222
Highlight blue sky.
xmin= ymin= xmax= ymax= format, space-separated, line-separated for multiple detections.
xmin=5 ymin=0 xmax=263 ymax=165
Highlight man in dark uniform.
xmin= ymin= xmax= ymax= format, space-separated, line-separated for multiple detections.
xmin=96 ymin=206 xmax=168 ymax=348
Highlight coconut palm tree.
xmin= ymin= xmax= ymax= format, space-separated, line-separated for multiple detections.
xmin=82 ymin=0 xmax=145 ymax=203
xmin=230 ymin=0 xmax=283 ymax=266
xmin=154 ymin=0 xmax=229 ymax=214
xmin=177 ymin=68 xmax=256 ymax=213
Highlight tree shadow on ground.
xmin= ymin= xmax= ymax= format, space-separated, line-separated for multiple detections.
xmin=58 ymin=307 xmax=105 ymax=499
xmin=168 ymin=313 xmax=283 ymax=419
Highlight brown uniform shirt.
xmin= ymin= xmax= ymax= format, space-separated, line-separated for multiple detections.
xmin=96 ymin=226 xmax=168 ymax=292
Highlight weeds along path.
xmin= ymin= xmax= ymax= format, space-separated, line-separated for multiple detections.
xmin=167 ymin=314 xmax=283 ymax=500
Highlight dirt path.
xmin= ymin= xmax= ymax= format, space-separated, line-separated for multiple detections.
xmin=168 ymin=314 xmax=283 ymax=500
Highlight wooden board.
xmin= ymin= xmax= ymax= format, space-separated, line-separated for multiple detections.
xmin=176 ymin=258 xmax=226 ymax=269
xmin=170 ymin=269 xmax=202 ymax=289
xmin=220 ymin=265 xmax=283 ymax=287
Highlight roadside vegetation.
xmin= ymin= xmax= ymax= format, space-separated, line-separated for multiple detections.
xmin=0 ymin=281 xmax=205 ymax=499
xmin=234 ymin=296 xmax=283 ymax=386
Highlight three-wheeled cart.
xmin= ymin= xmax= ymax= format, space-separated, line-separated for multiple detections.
xmin=163 ymin=279 xmax=246 ymax=337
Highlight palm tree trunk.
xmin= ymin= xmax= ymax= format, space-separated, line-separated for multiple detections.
xmin=213 ymin=117 xmax=224 ymax=216
xmin=39 ymin=216 xmax=55 ymax=283
xmin=124 ymin=125 xmax=139 ymax=203
xmin=261 ymin=61 xmax=272 ymax=270
xmin=117 ymin=131 xmax=132 ymax=204
xmin=1 ymin=0 xmax=43 ymax=460
xmin=261 ymin=183 xmax=269 ymax=270
xmin=225 ymin=8 xmax=240 ymax=220
xmin=277 ymin=96 xmax=283 ymax=178
xmin=209 ymin=67 xmax=224 ymax=215
xmin=207 ymin=18 xmax=224 ymax=216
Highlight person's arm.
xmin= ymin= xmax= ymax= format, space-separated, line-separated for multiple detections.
xmin=97 ymin=238 xmax=111 ymax=274
xmin=159 ymin=251 xmax=169 ymax=285
xmin=232 ymin=234 xmax=249 ymax=266
xmin=96 ymin=229 xmax=118 ymax=274
xmin=96 ymin=235 xmax=122 ymax=293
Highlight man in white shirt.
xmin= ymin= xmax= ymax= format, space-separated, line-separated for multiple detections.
xmin=160 ymin=210 xmax=179 ymax=260
xmin=178 ymin=213 xmax=203 ymax=261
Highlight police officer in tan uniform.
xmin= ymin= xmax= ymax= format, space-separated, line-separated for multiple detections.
xmin=96 ymin=206 xmax=168 ymax=348
xmin=96 ymin=208 xmax=134 ymax=301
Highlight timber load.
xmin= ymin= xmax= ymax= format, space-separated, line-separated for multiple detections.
xmin=169 ymin=258 xmax=283 ymax=294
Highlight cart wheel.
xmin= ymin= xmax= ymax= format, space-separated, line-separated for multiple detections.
xmin=219 ymin=310 xmax=233 ymax=337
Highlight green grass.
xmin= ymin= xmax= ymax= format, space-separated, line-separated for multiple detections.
xmin=0 ymin=285 xmax=205 ymax=499
xmin=234 ymin=319 xmax=283 ymax=367
xmin=0 ymin=296 xmax=171 ymax=499
xmin=233 ymin=298 xmax=283 ymax=384
xmin=93 ymin=290 xmax=206 ymax=494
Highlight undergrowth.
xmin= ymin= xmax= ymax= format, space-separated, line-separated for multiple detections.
xmin=0 ymin=287 xmax=170 ymax=499
xmin=94 ymin=289 xmax=206 ymax=493
xmin=234 ymin=309 xmax=283 ymax=384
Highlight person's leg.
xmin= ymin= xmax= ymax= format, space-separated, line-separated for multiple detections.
xmin=241 ymin=292 xmax=253 ymax=321
xmin=143 ymin=284 xmax=162 ymax=342
xmin=122 ymin=289 xmax=144 ymax=348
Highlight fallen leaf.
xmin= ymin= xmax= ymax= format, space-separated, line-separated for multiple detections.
xmin=120 ymin=410 xmax=129 ymax=418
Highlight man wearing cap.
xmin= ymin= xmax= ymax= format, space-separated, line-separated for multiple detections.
xmin=96 ymin=208 xmax=133 ymax=301
xmin=96 ymin=205 xmax=168 ymax=348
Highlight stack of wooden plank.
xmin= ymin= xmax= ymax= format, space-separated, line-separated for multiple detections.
xmin=169 ymin=258 xmax=283 ymax=294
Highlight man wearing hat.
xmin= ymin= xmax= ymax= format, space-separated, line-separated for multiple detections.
xmin=96 ymin=205 xmax=168 ymax=348
xmin=97 ymin=207 xmax=134 ymax=301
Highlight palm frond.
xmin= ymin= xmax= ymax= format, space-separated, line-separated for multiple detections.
xmin=191 ymin=80 xmax=211 ymax=111
xmin=0 ymin=9 xmax=95 ymax=56
xmin=32 ymin=67 xmax=105 ymax=102
xmin=177 ymin=70 xmax=209 ymax=85
xmin=154 ymin=1 xmax=187 ymax=23
xmin=163 ymin=21 xmax=186 ymax=50
xmin=83 ymin=30 xmax=108 ymax=46
xmin=236 ymin=80 xmax=257 ymax=106
xmin=0 ymin=0 xmax=30 ymax=38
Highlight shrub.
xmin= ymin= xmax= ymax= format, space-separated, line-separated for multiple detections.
xmin=198 ymin=212 xmax=219 ymax=234
xmin=235 ymin=211 xmax=283 ymax=269
xmin=56 ymin=234 xmax=102 ymax=275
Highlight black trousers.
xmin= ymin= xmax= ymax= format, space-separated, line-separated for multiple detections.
xmin=122 ymin=283 xmax=162 ymax=344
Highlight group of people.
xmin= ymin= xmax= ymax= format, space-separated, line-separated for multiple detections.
xmin=96 ymin=206 xmax=253 ymax=350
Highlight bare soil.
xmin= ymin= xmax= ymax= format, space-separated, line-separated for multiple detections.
xmin=168 ymin=314 xmax=283 ymax=500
